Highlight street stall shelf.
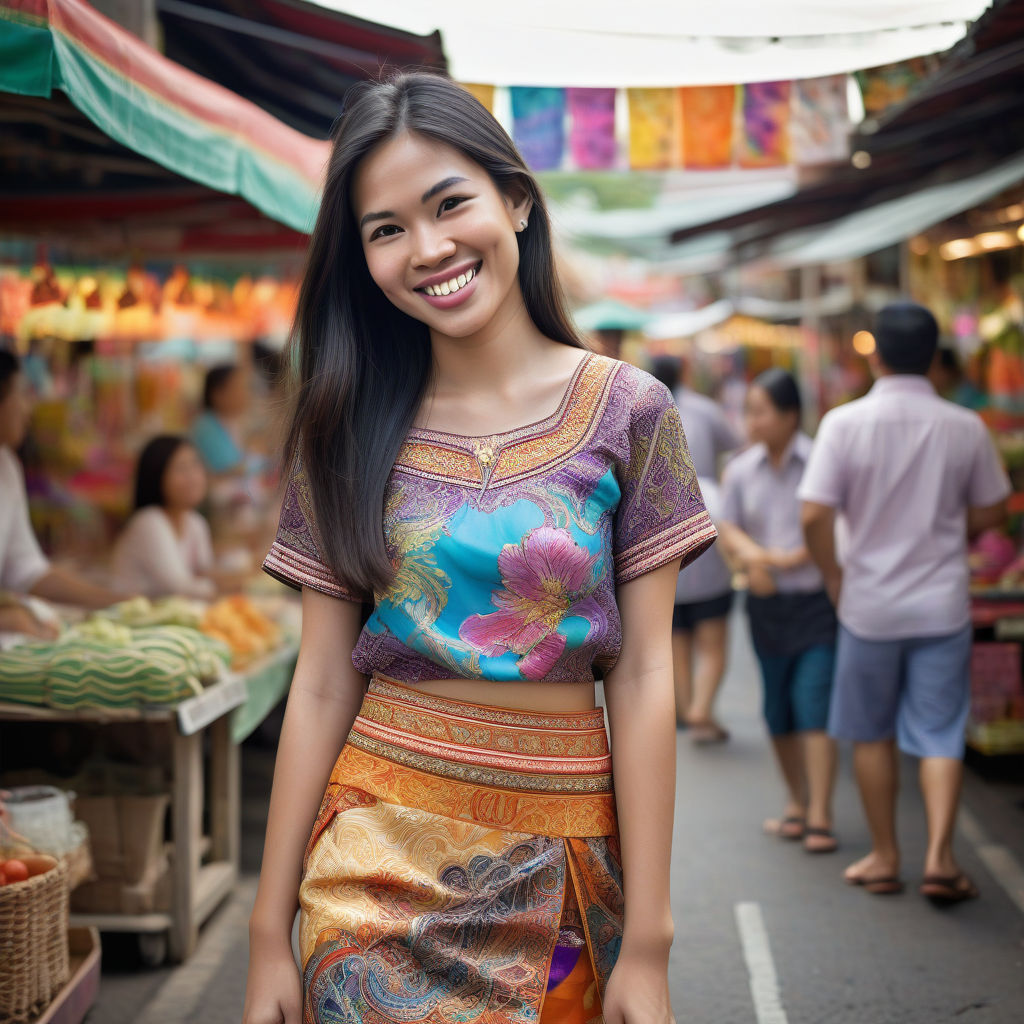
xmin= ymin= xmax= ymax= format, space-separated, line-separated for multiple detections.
xmin=0 ymin=643 xmax=297 ymax=965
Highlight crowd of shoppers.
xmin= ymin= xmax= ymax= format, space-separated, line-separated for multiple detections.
xmin=670 ymin=301 xmax=1010 ymax=902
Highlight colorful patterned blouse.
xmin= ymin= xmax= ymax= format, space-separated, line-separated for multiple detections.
xmin=263 ymin=353 xmax=716 ymax=683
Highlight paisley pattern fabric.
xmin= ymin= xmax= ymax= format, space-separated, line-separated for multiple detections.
xmin=300 ymin=678 xmax=621 ymax=1024
xmin=264 ymin=354 xmax=716 ymax=684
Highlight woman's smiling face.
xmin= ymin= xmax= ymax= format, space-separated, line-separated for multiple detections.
xmin=352 ymin=132 xmax=532 ymax=338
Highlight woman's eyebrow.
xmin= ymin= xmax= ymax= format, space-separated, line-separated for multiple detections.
xmin=359 ymin=176 xmax=470 ymax=231
xmin=420 ymin=176 xmax=468 ymax=203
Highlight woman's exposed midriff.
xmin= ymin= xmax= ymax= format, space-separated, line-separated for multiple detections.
xmin=401 ymin=677 xmax=598 ymax=713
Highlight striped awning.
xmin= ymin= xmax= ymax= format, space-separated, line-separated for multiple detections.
xmin=0 ymin=0 xmax=329 ymax=232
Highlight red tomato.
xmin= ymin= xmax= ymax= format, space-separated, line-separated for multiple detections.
xmin=2 ymin=860 xmax=28 ymax=883
xmin=0 ymin=868 xmax=6 ymax=886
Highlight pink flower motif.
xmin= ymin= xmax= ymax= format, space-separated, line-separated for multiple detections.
xmin=459 ymin=526 xmax=605 ymax=679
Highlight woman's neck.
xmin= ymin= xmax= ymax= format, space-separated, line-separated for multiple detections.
xmin=766 ymin=432 xmax=797 ymax=467
xmin=427 ymin=286 xmax=552 ymax=398
xmin=162 ymin=505 xmax=189 ymax=534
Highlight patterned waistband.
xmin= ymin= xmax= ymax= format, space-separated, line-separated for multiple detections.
xmin=329 ymin=676 xmax=617 ymax=837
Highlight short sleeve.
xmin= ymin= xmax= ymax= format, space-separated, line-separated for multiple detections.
xmin=613 ymin=377 xmax=718 ymax=585
xmin=719 ymin=458 xmax=743 ymax=528
xmin=262 ymin=459 xmax=363 ymax=602
xmin=797 ymin=413 xmax=845 ymax=508
xmin=967 ymin=420 xmax=1011 ymax=509
xmin=713 ymin=407 xmax=743 ymax=457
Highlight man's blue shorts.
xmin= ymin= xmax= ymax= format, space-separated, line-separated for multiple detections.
xmin=829 ymin=624 xmax=972 ymax=758
xmin=755 ymin=645 xmax=835 ymax=736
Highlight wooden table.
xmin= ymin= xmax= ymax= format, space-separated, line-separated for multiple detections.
xmin=0 ymin=647 xmax=296 ymax=964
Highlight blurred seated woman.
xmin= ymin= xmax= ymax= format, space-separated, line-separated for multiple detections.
xmin=113 ymin=435 xmax=229 ymax=600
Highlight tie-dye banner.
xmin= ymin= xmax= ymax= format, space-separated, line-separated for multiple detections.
xmin=791 ymin=75 xmax=849 ymax=165
xmin=460 ymin=82 xmax=495 ymax=114
xmin=567 ymin=87 xmax=617 ymax=170
xmin=510 ymin=86 xmax=566 ymax=171
xmin=738 ymin=80 xmax=791 ymax=168
xmin=678 ymin=85 xmax=736 ymax=169
xmin=855 ymin=57 xmax=936 ymax=117
xmin=627 ymin=87 xmax=677 ymax=170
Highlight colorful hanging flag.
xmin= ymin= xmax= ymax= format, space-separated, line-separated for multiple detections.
xmin=791 ymin=75 xmax=849 ymax=165
xmin=738 ymin=80 xmax=791 ymax=168
xmin=627 ymin=88 xmax=677 ymax=170
xmin=855 ymin=57 xmax=937 ymax=117
xmin=567 ymin=88 xmax=617 ymax=170
xmin=510 ymin=87 xmax=566 ymax=171
xmin=678 ymin=85 xmax=736 ymax=169
xmin=460 ymin=82 xmax=495 ymax=114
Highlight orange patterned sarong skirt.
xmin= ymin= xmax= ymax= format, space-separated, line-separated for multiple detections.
xmin=299 ymin=676 xmax=622 ymax=1023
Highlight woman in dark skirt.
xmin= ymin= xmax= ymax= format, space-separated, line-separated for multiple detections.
xmin=719 ymin=370 xmax=839 ymax=854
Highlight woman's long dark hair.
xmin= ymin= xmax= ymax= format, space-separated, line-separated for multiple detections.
xmin=135 ymin=435 xmax=190 ymax=510
xmin=286 ymin=71 xmax=586 ymax=597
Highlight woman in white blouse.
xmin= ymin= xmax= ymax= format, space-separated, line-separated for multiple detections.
xmin=113 ymin=436 xmax=221 ymax=600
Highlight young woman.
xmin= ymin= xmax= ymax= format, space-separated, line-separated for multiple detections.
xmin=243 ymin=73 xmax=715 ymax=1024
xmin=113 ymin=436 xmax=225 ymax=600
xmin=718 ymin=369 xmax=839 ymax=854
xmin=192 ymin=364 xmax=249 ymax=475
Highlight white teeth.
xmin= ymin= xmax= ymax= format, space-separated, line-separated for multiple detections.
xmin=424 ymin=266 xmax=476 ymax=297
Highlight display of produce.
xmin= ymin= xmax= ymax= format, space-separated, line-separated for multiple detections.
xmin=97 ymin=596 xmax=204 ymax=630
xmin=0 ymin=621 xmax=231 ymax=710
xmin=0 ymin=854 xmax=57 ymax=886
xmin=200 ymin=596 xmax=283 ymax=667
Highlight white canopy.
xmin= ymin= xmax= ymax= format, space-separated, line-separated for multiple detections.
xmin=314 ymin=2 xmax=990 ymax=85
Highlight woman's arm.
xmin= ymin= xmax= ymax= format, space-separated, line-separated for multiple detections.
xmin=602 ymin=559 xmax=679 ymax=1023
xmin=248 ymin=587 xmax=367 ymax=945
xmin=30 ymin=568 xmax=125 ymax=610
xmin=715 ymin=519 xmax=766 ymax=568
xmin=244 ymin=587 xmax=365 ymax=1024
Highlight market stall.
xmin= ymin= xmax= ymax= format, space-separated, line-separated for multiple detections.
xmin=0 ymin=595 xmax=298 ymax=969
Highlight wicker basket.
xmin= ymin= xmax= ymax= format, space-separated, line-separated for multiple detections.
xmin=0 ymin=857 xmax=70 ymax=1024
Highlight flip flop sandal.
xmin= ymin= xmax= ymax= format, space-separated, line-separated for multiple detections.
xmin=689 ymin=722 xmax=731 ymax=745
xmin=845 ymin=874 xmax=904 ymax=895
xmin=763 ymin=816 xmax=806 ymax=840
xmin=919 ymin=873 xmax=979 ymax=904
xmin=802 ymin=827 xmax=838 ymax=854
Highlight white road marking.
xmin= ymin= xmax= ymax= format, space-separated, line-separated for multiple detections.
xmin=143 ymin=876 xmax=258 ymax=1024
xmin=960 ymin=806 xmax=1024 ymax=915
xmin=735 ymin=901 xmax=789 ymax=1024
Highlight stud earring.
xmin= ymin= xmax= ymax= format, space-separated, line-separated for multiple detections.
xmin=519 ymin=219 xmax=528 ymax=230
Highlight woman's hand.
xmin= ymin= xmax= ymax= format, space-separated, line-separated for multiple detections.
xmin=602 ymin=948 xmax=676 ymax=1024
xmin=747 ymin=562 xmax=777 ymax=597
xmin=0 ymin=604 xmax=59 ymax=640
xmin=242 ymin=932 xmax=302 ymax=1024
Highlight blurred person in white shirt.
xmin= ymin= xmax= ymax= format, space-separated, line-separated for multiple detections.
xmin=113 ymin=435 xmax=247 ymax=600
xmin=0 ymin=350 xmax=122 ymax=638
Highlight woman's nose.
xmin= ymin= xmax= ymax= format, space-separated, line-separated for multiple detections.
xmin=412 ymin=226 xmax=457 ymax=267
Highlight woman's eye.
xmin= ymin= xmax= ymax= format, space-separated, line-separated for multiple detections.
xmin=438 ymin=196 xmax=467 ymax=215
xmin=369 ymin=224 xmax=401 ymax=241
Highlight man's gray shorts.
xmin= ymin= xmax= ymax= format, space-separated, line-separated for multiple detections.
xmin=829 ymin=624 xmax=972 ymax=758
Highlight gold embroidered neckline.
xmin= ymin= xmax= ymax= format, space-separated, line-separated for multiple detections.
xmin=407 ymin=352 xmax=593 ymax=449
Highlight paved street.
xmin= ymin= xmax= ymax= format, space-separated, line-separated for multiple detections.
xmin=95 ymin=609 xmax=1024 ymax=1023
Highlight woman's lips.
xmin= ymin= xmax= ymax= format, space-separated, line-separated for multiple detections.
xmin=416 ymin=261 xmax=482 ymax=310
